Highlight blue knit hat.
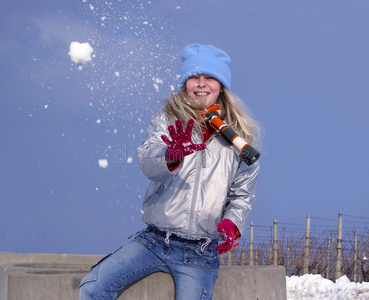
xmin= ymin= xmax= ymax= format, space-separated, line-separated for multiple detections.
xmin=180 ymin=43 xmax=231 ymax=90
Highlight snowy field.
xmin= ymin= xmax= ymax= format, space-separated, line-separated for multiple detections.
xmin=287 ymin=274 xmax=369 ymax=299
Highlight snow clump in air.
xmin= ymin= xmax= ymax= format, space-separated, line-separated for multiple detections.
xmin=98 ymin=159 xmax=108 ymax=168
xmin=69 ymin=41 xmax=94 ymax=64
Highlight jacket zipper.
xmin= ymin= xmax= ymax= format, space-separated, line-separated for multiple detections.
xmin=202 ymin=149 xmax=206 ymax=168
xmin=187 ymin=131 xmax=216 ymax=234
xmin=187 ymin=151 xmax=202 ymax=236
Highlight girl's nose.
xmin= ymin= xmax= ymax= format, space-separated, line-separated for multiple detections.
xmin=197 ymin=76 xmax=207 ymax=87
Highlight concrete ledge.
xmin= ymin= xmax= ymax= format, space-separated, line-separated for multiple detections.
xmin=4 ymin=263 xmax=89 ymax=300
xmin=0 ymin=252 xmax=286 ymax=300
xmin=0 ymin=252 xmax=103 ymax=300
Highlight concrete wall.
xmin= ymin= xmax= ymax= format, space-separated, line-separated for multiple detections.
xmin=0 ymin=252 xmax=286 ymax=300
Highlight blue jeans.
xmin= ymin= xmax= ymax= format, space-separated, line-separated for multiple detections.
xmin=79 ymin=226 xmax=220 ymax=300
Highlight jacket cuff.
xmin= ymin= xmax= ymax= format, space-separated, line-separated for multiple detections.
xmin=167 ymin=160 xmax=181 ymax=172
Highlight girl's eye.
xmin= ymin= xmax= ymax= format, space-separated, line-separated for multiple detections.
xmin=188 ymin=76 xmax=215 ymax=80
xmin=187 ymin=75 xmax=217 ymax=82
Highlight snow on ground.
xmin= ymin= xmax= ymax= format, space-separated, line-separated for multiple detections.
xmin=287 ymin=274 xmax=369 ymax=300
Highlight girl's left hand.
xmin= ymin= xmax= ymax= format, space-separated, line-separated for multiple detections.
xmin=161 ymin=119 xmax=206 ymax=162
xmin=215 ymin=219 xmax=240 ymax=254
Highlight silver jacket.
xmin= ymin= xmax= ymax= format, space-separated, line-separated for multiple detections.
xmin=137 ymin=110 xmax=259 ymax=240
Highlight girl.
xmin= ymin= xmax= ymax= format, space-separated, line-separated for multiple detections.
xmin=79 ymin=43 xmax=261 ymax=300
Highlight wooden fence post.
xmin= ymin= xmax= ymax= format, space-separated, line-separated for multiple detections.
xmin=354 ymin=231 xmax=358 ymax=282
xmin=250 ymin=222 xmax=254 ymax=266
xmin=241 ymin=247 xmax=246 ymax=266
xmin=287 ymin=242 xmax=290 ymax=276
xmin=304 ymin=213 xmax=311 ymax=274
xmin=335 ymin=212 xmax=343 ymax=281
xmin=326 ymin=236 xmax=331 ymax=279
xmin=273 ymin=219 xmax=278 ymax=265
xmin=228 ymin=250 xmax=232 ymax=266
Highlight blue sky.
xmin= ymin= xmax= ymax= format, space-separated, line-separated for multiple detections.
xmin=1 ymin=0 xmax=368 ymax=255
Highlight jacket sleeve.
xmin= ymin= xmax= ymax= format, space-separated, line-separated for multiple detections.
xmin=137 ymin=110 xmax=182 ymax=182
xmin=222 ymin=160 xmax=260 ymax=237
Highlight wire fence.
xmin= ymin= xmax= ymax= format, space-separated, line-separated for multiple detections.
xmin=220 ymin=212 xmax=369 ymax=283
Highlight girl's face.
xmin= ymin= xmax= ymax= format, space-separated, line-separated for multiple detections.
xmin=185 ymin=74 xmax=222 ymax=109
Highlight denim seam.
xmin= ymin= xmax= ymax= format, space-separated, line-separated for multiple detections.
xmin=107 ymin=262 xmax=169 ymax=292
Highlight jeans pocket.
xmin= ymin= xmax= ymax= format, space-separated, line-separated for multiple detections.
xmin=134 ymin=229 xmax=158 ymax=249
xmin=183 ymin=242 xmax=219 ymax=269
xmin=79 ymin=246 xmax=123 ymax=288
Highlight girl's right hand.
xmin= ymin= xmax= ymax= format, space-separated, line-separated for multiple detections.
xmin=161 ymin=119 xmax=206 ymax=162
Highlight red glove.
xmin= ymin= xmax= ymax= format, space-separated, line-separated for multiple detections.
xmin=215 ymin=219 xmax=240 ymax=254
xmin=161 ymin=119 xmax=206 ymax=162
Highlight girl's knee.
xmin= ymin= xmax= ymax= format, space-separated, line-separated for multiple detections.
xmin=79 ymin=279 xmax=117 ymax=300
xmin=78 ymin=282 xmax=97 ymax=300
xmin=78 ymin=272 xmax=99 ymax=299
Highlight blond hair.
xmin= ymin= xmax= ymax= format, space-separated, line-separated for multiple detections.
xmin=163 ymin=88 xmax=262 ymax=149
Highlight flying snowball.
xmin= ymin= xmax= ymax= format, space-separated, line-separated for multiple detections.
xmin=153 ymin=83 xmax=159 ymax=92
xmin=69 ymin=41 xmax=94 ymax=64
xmin=98 ymin=159 xmax=108 ymax=168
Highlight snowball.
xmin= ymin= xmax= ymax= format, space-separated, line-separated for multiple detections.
xmin=69 ymin=41 xmax=94 ymax=64
xmin=152 ymin=77 xmax=163 ymax=84
xmin=98 ymin=159 xmax=108 ymax=168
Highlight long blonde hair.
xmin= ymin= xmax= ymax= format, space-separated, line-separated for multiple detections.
xmin=163 ymin=88 xmax=262 ymax=149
